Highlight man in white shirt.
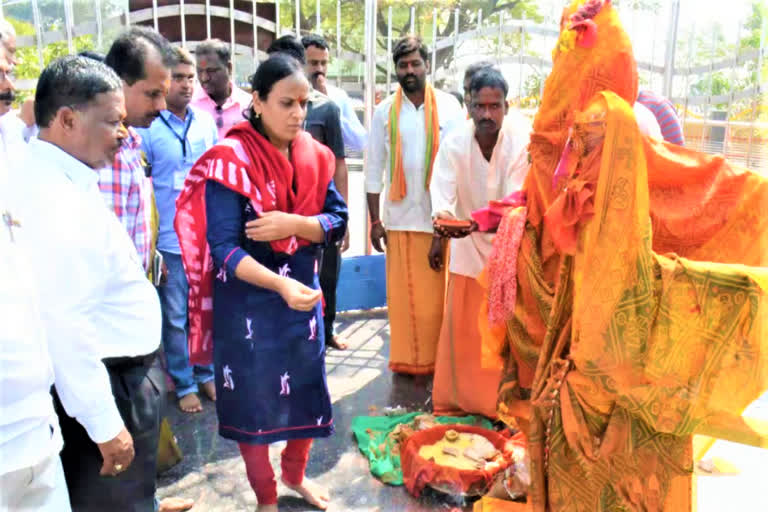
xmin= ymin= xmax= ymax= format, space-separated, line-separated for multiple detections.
xmin=0 ymin=45 xmax=72 ymax=512
xmin=302 ymin=33 xmax=367 ymax=152
xmin=365 ymin=36 xmax=464 ymax=375
xmin=429 ymin=68 xmax=531 ymax=418
xmin=9 ymin=55 xmax=163 ymax=512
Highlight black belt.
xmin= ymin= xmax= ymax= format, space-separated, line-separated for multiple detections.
xmin=103 ymin=349 xmax=159 ymax=371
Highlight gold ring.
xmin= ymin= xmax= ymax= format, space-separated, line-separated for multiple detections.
xmin=114 ymin=464 xmax=124 ymax=472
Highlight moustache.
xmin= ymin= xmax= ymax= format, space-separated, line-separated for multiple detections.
xmin=312 ymin=72 xmax=325 ymax=79
xmin=0 ymin=90 xmax=15 ymax=102
xmin=477 ymin=119 xmax=497 ymax=128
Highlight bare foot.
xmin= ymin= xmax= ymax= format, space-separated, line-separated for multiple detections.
xmin=200 ymin=380 xmax=217 ymax=402
xmin=326 ymin=335 xmax=348 ymax=351
xmin=281 ymin=477 xmax=330 ymax=510
xmin=257 ymin=505 xmax=278 ymax=512
xmin=158 ymin=497 xmax=195 ymax=511
xmin=178 ymin=393 xmax=203 ymax=413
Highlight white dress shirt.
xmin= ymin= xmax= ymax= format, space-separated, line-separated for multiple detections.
xmin=365 ymin=87 xmax=465 ymax=233
xmin=0 ymin=111 xmax=27 ymax=170
xmin=8 ymin=138 xmax=161 ymax=445
xmin=431 ymin=113 xmax=532 ymax=278
xmin=326 ymin=84 xmax=367 ymax=152
xmin=0 ymin=160 xmax=63 ymax=476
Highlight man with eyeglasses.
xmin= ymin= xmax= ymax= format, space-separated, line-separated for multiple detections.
xmin=136 ymin=46 xmax=218 ymax=415
xmin=191 ymin=39 xmax=252 ymax=140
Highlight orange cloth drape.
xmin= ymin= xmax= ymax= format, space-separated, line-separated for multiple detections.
xmin=386 ymin=231 xmax=447 ymax=374
xmin=432 ymin=274 xmax=502 ymax=418
xmin=478 ymin=2 xmax=768 ymax=510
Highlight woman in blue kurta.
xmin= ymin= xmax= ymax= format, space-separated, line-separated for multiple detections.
xmin=175 ymin=54 xmax=347 ymax=511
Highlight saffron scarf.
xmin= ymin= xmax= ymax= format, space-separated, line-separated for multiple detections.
xmin=388 ymin=84 xmax=440 ymax=202
xmin=175 ymin=122 xmax=335 ymax=365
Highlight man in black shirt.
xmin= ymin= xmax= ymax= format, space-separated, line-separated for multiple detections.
xmin=266 ymin=36 xmax=349 ymax=351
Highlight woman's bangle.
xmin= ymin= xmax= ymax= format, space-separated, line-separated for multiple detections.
xmin=371 ymin=219 xmax=382 ymax=227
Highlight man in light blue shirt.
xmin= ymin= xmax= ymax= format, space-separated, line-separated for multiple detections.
xmin=137 ymin=46 xmax=218 ymax=414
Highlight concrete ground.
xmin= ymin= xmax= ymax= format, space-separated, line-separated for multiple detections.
xmin=157 ymin=310 xmax=474 ymax=511
xmin=158 ymin=308 xmax=768 ymax=511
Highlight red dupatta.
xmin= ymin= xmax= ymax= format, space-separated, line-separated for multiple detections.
xmin=175 ymin=121 xmax=335 ymax=365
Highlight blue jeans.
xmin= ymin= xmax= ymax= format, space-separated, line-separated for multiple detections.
xmin=158 ymin=250 xmax=214 ymax=398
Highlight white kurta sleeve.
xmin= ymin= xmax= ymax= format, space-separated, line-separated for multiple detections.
xmin=430 ymin=132 xmax=460 ymax=218
xmin=365 ymin=103 xmax=388 ymax=194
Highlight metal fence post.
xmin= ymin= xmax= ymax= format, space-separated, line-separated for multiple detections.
xmin=180 ymin=0 xmax=187 ymax=48
xmin=386 ymin=6 xmax=392 ymax=95
xmin=230 ymin=0 xmax=236 ymax=77
xmin=64 ymin=0 xmax=75 ymax=55
xmin=336 ymin=0 xmax=341 ymax=88
xmin=95 ymin=0 xmax=103 ymax=49
xmin=410 ymin=5 xmax=415 ymax=34
xmin=363 ymin=0 xmax=377 ymax=255
xmin=662 ymin=0 xmax=680 ymax=99
xmin=205 ymin=0 xmax=211 ymax=39
xmin=152 ymin=0 xmax=159 ymax=31
xmin=30 ymin=0 xmax=45 ymax=70
xmin=316 ymin=0 xmax=321 ymax=33
xmin=252 ymin=0 xmax=258 ymax=64
xmin=431 ymin=8 xmax=437 ymax=83
xmin=295 ymin=0 xmax=301 ymax=37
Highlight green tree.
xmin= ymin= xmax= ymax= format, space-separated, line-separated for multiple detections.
xmin=285 ymin=0 xmax=542 ymax=81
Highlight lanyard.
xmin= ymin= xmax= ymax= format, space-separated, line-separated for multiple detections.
xmin=159 ymin=113 xmax=193 ymax=159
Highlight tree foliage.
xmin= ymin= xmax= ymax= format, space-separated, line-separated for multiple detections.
xmin=285 ymin=0 xmax=542 ymax=82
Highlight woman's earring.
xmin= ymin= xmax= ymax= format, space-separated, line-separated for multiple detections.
xmin=254 ymin=111 xmax=261 ymax=119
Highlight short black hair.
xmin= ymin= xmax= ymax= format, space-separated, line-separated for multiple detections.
xmin=392 ymin=36 xmax=428 ymax=66
xmin=469 ymin=67 xmax=509 ymax=98
xmin=105 ymin=26 xmax=174 ymax=85
xmin=195 ymin=38 xmax=231 ymax=67
xmin=35 ymin=55 xmax=122 ymax=128
xmin=301 ymin=34 xmax=329 ymax=51
xmin=78 ymin=50 xmax=106 ymax=63
xmin=266 ymin=35 xmax=306 ymax=65
xmin=251 ymin=53 xmax=303 ymax=101
xmin=464 ymin=60 xmax=495 ymax=85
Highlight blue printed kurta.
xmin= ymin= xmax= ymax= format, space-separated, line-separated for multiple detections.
xmin=205 ymin=179 xmax=348 ymax=445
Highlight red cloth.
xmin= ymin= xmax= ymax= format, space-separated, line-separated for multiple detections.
xmin=175 ymin=122 xmax=335 ymax=365
xmin=471 ymin=190 xmax=527 ymax=232
xmin=401 ymin=425 xmax=519 ymax=498
xmin=239 ymin=439 xmax=313 ymax=505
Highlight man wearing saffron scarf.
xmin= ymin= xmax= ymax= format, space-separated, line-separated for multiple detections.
xmin=430 ymin=68 xmax=531 ymax=418
xmin=366 ymin=36 xmax=464 ymax=375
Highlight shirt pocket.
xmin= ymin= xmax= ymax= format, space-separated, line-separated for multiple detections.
xmin=188 ymin=138 xmax=209 ymax=161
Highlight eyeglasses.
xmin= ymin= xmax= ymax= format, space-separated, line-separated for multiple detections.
xmin=215 ymin=106 xmax=223 ymax=129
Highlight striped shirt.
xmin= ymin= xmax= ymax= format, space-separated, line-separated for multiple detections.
xmin=637 ymin=90 xmax=685 ymax=146
xmin=98 ymin=127 xmax=151 ymax=271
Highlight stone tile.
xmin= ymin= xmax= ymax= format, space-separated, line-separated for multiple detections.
xmin=158 ymin=311 xmax=474 ymax=511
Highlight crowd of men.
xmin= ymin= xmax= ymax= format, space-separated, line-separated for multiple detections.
xmin=0 ymin=13 xmax=687 ymax=510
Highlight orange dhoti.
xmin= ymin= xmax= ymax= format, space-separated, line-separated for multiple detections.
xmin=433 ymin=273 xmax=501 ymax=418
xmin=386 ymin=231 xmax=446 ymax=374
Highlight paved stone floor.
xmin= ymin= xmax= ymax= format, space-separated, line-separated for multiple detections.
xmin=157 ymin=310 xmax=474 ymax=511
xmin=157 ymin=307 xmax=768 ymax=511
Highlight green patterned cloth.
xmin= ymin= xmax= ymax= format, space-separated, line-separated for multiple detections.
xmin=351 ymin=413 xmax=493 ymax=485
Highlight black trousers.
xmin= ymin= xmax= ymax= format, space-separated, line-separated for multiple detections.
xmin=53 ymin=350 xmax=164 ymax=512
xmin=319 ymin=241 xmax=341 ymax=339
